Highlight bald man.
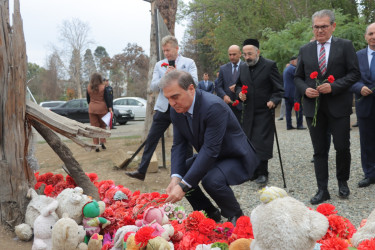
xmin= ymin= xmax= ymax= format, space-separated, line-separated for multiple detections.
xmin=215 ymin=45 xmax=245 ymax=121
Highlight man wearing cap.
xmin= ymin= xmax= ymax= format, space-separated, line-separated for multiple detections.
xmin=283 ymin=56 xmax=305 ymax=130
xmin=294 ymin=9 xmax=360 ymax=204
xmin=216 ymin=45 xmax=245 ymax=122
xmin=236 ymin=38 xmax=284 ymax=185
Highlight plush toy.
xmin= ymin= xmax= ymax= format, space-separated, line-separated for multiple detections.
xmin=56 ymin=187 xmax=91 ymax=224
xmin=135 ymin=207 xmax=169 ymax=238
xmin=125 ymin=234 xmax=140 ymax=250
xmin=52 ymin=213 xmax=87 ymax=250
xmin=351 ymin=208 xmax=375 ymax=247
xmin=32 ymin=200 xmax=59 ymax=250
xmin=87 ymin=233 xmax=103 ymax=250
xmin=15 ymin=188 xmax=58 ymax=241
xmin=82 ymin=199 xmax=110 ymax=243
xmin=111 ymin=225 xmax=139 ymax=250
xmin=229 ymin=238 xmax=252 ymax=249
xmin=250 ymin=187 xmax=328 ymax=250
xmin=146 ymin=236 xmax=172 ymax=249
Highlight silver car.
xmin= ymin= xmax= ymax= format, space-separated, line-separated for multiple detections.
xmin=113 ymin=97 xmax=146 ymax=120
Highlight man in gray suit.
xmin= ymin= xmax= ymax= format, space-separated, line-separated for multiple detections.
xmin=126 ymin=35 xmax=198 ymax=181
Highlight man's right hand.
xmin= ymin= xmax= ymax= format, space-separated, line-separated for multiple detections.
xmin=361 ymin=86 xmax=373 ymax=96
xmin=165 ymin=66 xmax=176 ymax=75
xmin=223 ymin=95 xmax=232 ymax=104
xmin=229 ymin=84 xmax=236 ymax=93
xmin=305 ymin=87 xmax=320 ymax=98
xmin=166 ymin=176 xmax=181 ymax=195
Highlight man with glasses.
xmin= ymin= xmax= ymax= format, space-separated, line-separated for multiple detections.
xmin=294 ymin=9 xmax=360 ymax=204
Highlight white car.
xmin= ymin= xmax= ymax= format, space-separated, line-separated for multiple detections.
xmin=113 ymin=97 xmax=146 ymax=120
xmin=39 ymin=101 xmax=66 ymax=110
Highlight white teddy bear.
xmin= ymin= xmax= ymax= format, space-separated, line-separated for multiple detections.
xmin=32 ymin=200 xmax=59 ymax=250
xmin=250 ymin=186 xmax=329 ymax=250
xmin=52 ymin=213 xmax=88 ymax=250
xmin=55 ymin=187 xmax=91 ymax=224
xmin=351 ymin=208 xmax=375 ymax=247
xmin=15 ymin=188 xmax=58 ymax=241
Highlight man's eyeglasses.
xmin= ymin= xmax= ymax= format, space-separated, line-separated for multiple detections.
xmin=313 ymin=25 xmax=330 ymax=31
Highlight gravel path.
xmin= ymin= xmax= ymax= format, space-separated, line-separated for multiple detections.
xmin=179 ymin=113 xmax=374 ymax=228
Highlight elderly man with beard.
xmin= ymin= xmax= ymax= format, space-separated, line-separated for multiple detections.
xmin=236 ymin=39 xmax=284 ymax=185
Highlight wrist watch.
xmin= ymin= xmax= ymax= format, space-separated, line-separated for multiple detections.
xmin=178 ymin=182 xmax=190 ymax=192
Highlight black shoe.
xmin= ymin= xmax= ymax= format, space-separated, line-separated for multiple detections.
xmin=111 ymin=127 xmax=117 ymax=129
xmin=338 ymin=181 xmax=350 ymax=198
xmin=287 ymin=126 xmax=296 ymax=130
xmin=297 ymin=126 xmax=307 ymax=130
xmin=125 ymin=171 xmax=145 ymax=181
xmin=227 ymin=211 xmax=244 ymax=226
xmin=358 ymin=177 xmax=375 ymax=188
xmin=310 ymin=158 xmax=314 ymax=163
xmin=206 ymin=209 xmax=221 ymax=223
xmin=278 ymin=117 xmax=284 ymax=120
xmin=255 ymin=175 xmax=268 ymax=185
xmin=352 ymin=123 xmax=358 ymax=127
xmin=101 ymin=143 xmax=106 ymax=150
xmin=310 ymin=190 xmax=330 ymax=205
xmin=95 ymin=148 xmax=100 ymax=152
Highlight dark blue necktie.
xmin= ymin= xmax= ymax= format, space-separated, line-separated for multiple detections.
xmin=232 ymin=64 xmax=238 ymax=83
xmin=371 ymin=51 xmax=375 ymax=82
xmin=185 ymin=112 xmax=193 ymax=134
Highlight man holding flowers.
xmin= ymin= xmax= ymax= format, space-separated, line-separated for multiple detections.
xmin=294 ymin=9 xmax=360 ymax=205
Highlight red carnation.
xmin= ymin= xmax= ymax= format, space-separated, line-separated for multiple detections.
xmin=199 ymin=218 xmax=216 ymax=235
xmin=161 ymin=62 xmax=169 ymax=68
xmin=44 ymin=185 xmax=55 ymax=196
xmin=316 ymin=203 xmax=337 ymax=216
xmin=293 ymin=102 xmax=300 ymax=112
xmin=327 ymin=75 xmax=335 ymax=83
xmin=241 ymin=85 xmax=248 ymax=94
xmin=232 ymin=100 xmax=240 ymax=106
xmin=185 ymin=211 xmax=206 ymax=231
xmin=320 ymin=237 xmax=349 ymax=249
xmin=358 ymin=238 xmax=375 ymax=250
xmin=310 ymin=71 xmax=318 ymax=79
xmin=134 ymin=226 xmax=155 ymax=247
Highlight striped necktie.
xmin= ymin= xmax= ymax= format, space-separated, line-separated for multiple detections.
xmin=319 ymin=43 xmax=327 ymax=75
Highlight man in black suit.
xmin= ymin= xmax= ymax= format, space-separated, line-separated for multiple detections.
xmin=236 ymin=39 xmax=284 ymax=185
xmin=351 ymin=22 xmax=375 ymax=188
xmin=294 ymin=9 xmax=361 ymax=204
xmin=216 ymin=45 xmax=244 ymax=122
xmin=197 ymin=73 xmax=215 ymax=93
xmin=162 ymin=70 xmax=259 ymax=225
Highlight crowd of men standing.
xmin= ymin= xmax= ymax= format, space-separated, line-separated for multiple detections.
xmin=125 ymin=9 xmax=375 ymax=224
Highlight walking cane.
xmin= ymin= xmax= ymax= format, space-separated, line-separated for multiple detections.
xmin=271 ymin=108 xmax=287 ymax=188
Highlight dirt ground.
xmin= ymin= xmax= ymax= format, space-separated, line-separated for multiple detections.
xmin=0 ymin=134 xmax=174 ymax=248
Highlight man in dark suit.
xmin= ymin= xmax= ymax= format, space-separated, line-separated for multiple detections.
xmin=216 ymin=45 xmax=245 ymax=122
xmin=294 ymin=9 xmax=361 ymax=204
xmin=351 ymin=22 xmax=375 ymax=188
xmin=162 ymin=70 xmax=259 ymax=225
xmin=237 ymin=39 xmax=284 ymax=185
xmin=197 ymin=73 xmax=215 ymax=93
xmin=283 ymin=56 xmax=305 ymax=130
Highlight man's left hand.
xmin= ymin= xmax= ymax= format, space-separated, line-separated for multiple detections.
xmin=229 ymin=84 xmax=236 ymax=93
xmin=317 ymin=83 xmax=332 ymax=94
xmin=267 ymin=101 xmax=275 ymax=109
xmin=165 ymin=185 xmax=185 ymax=203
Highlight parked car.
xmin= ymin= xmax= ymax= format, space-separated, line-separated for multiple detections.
xmin=113 ymin=97 xmax=146 ymax=120
xmin=39 ymin=101 xmax=66 ymax=110
xmin=50 ymin=98 xmax=134 ymax=125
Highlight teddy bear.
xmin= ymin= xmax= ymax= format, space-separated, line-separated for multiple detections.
xmin=125 ymin=234 xmax=174 ymax=250
xmin=52 ymin=213 xmax=87 ymax=250
xmin=32 ymin=200 xmax=59 ymax=250
xmin=82 ymin=199 xmax=110 ymax=243
xmin=135 ymin=207 xmax=172 ymax=240
xmin=250 ymin=186 xmax=329 ymax=250
xmin=351 ymin=208 xmax=375 ymax=247
xmin=15 ymin=188 xmax=58 ymax=241
xmin=111 ymin=225 xmax=139 ymax=250
xmin=55 ymin=187 xmax=91 ymax=224
xmin=229 ymin=238 xmax=252 ymax=249
xmin=87 ymin=233 xmax=103 ymax=250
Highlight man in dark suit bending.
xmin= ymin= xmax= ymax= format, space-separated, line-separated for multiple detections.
xmin=294 ymin=9 xmax=360 ymax=204
xmin=162 ymin=70 xmax=259 ymax=225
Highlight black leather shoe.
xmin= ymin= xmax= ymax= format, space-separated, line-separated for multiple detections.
xmin=297 ymin=126 xmax=307 ymax=130
xmin=310 ymin=190 xmax=330 ymax=205
xmin=206 ymin=209 xmax=221 ymax=223
xmin=287 ymin=126 xmax=296 ymax=130
xmin=278 ymin=117 xmax=284 ymax=121
xmin=358 ymin=178 xmax=375 ymax=188
xmin=101 ymin=143 xmax=106 ymax=150
xmin=255 ymin=175 xmax=268 ymax=185
xmin=338 ymin=181 xmax=350 ymax=198
xmin=352 ymin=123 xmax=358 ymax=127
xmin=311 ymin=158 xmax=314 ymax=163
xmin=227 ymin=212 xmax=244 ymax=226
xmin=125 ymin=171 xmax=145 ymax=181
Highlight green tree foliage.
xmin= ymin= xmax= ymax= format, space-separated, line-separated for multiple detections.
xmin=359 ymin=0 xmax=375 ymax=23
xmin=94 ymin=46 xmax=110 ymax=77
xmin=82 ymin=49 xmax=97 ymax=83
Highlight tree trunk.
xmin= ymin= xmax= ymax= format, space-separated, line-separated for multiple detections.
xmin=157 ymin=0 xmax=178 ymax=35
xmin=0 ymin=0 xmax=32 ymax=229
xmin=30 ymin=120 xmax=100 ymax=200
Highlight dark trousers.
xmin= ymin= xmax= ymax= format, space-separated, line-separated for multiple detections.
xmin=184 ymin=157 xmax=249 ymax=218
xmin=306 ymin=107 xmax=351 ymax=190
xmin=230 ymin=105 xmax=242 ymax=124
xmin=285 ymin=97 xmax=303 ymax=129
xmin=138 ymin=107 xmax=192 ymax=173
xmin=255 ymin=160 xmax=268 ymax=177
xmin=358 ymin=105 xmax=375 ymax=179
